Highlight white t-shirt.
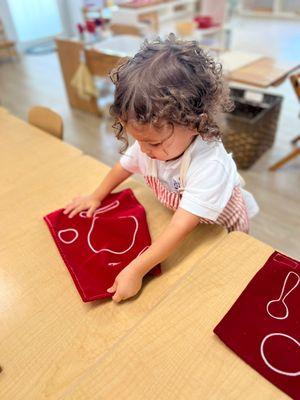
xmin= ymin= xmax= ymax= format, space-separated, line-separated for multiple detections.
xmin=119 ymin=136 xmax=259 ymax=221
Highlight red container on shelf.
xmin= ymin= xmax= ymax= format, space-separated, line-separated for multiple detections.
xmin=194 ymin=15 xmax=219 ymax=29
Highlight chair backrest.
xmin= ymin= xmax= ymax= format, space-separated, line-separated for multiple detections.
xmin=85 ymin=48 xmax=122 ymax=77
xmin=138 ymin=11 xmax=159 ymax=33
xmin=110 ymin=24 xmax=142 ymax=37
xmin=28 ymin=106 xmax=63 ymax=139
xmin=175 ymin=21 xmax=197 ymax=37
xmin=290 ymin=73 xmax=300 ymax=101
xmin=55 ymin=38 xmax=99 ymax=115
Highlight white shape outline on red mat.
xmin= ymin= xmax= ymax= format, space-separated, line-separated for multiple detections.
xmin=260 ymin=333 xmax=300 ymax=377
xmin=58 ymin=200 xmax=142 ymax=258
xmin=273 ymin=253 xmax=298 ymax=269
xmin=58 ymin=228 xmax=79 ymax=244
xmin=87 ymin=215 xmax=138 ymax=255
xmin=266 ymin=271 xmax=300 ymax=320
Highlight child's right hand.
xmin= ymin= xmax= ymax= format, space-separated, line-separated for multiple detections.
xmin=63 ymin=194 xmax=101 ymax=218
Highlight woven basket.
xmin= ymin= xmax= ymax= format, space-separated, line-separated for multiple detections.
xmin=223 ymin=88 xmax=283 ymax=169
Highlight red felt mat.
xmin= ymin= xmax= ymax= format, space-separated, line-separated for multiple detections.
xmin=214 ymin=251 xmax=300 ymax=399
xmin=44 ymin=189 xmax=161 ymax=302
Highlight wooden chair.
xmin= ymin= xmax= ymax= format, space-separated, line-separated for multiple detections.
xmin=138 ymin=11 xmax=159 ymax=33
xmin=28 ymin=106 xmax=63 ymax=139
xmin=109 ymin=24 xmax=143 ymax=37
xmin=56 ymin=38 xmax=122 ymax=115
xmin=56 ymin=38 xmax=100 ymax=115
xmin=175 ymin=21 xmax=197 ymax=37
xmin=85 ymin=48 xmax=121 ymax=77
xmin=269 ymin=73 xmax=300 ymax=171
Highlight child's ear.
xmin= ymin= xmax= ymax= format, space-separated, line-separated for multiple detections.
xmin=188 ymin=128 xmax=200 ymax=138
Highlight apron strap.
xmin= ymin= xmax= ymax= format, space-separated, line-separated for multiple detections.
xmin=147 ymin=157 xmax=157 ymax=178
xmin=179 ymin=146 xmax=192 ymax=191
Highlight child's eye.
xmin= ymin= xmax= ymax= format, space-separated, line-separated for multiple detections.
xmin=150 ymin=143 xmax=161 ymax=147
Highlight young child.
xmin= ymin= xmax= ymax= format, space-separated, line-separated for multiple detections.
xmin=64 ymin=34 xmax=259 ymax=303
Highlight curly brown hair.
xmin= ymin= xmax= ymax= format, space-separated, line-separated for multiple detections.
xmin=109 ymin=33 xmax=234 ymax=152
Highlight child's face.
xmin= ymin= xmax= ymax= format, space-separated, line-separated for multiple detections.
xmin=124 ymin=120 xmax=197 ymax=161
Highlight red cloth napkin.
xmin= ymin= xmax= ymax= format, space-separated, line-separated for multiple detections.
xmin=44 ymin=188 xmax=161 ymax=302
xmin=214 ymin=251 xmax=300 ymax=399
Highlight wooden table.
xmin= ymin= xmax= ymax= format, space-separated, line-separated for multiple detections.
xmin=227 ymin=57 xmax=300 ymax=88
xmin=0 ymin=110 xmax=228 ymax=399
xmin=93 ymin=34 xmax=142 ymax=57
xmin=0 ymin=110 xmax=82 ymax=193
xmin=0 ymin=109 xmax=288 ymax=398
xmin=61 ymin=233 xmax=289 ymax=400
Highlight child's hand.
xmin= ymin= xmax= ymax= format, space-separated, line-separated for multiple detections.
xmin=107 ymin=266 xmax=143 ymax=303
xmin=63 ymin=194 xmax=101 ymax=218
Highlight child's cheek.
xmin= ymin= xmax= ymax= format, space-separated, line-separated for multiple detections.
xmin=160 ymin=145 xmax=170 ymax=157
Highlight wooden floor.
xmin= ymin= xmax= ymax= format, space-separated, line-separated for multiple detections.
xmin=0 ymin=16 xmax=299 ymax=258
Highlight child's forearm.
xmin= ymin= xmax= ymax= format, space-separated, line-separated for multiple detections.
xmin=128 ymin=208 xmax=200 ymax=277
xmin=92 ymin=161 xmax=132 ymax=201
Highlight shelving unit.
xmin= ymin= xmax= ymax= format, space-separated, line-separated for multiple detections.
xmin=238 ymin=0 xmax=300 ymax=19
xmin=111 ymin=0 xmax=199 ymax=32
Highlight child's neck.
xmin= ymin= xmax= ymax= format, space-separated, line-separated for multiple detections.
xmin=165 ymin=136 xmax=197 ymax=162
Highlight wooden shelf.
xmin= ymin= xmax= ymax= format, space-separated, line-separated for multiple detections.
xmin=238 ymin=0 xmax=300 ymax=19
xmin=111 ymin=0 xmax=198 ymax=28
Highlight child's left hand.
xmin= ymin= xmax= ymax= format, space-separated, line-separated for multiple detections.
xmin=107 ymin=266 xmax=143 ymax=303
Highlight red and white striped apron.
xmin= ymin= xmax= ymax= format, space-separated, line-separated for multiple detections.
xmin=144 ymin=147 xmax=249 ymax=233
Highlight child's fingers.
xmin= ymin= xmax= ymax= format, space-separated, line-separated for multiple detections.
xmin=112 ymin=291 xmax=123 ymax=303
xmin=68 ymin=205 xmax=87 ymax=218
xmin=63 ymin=200 xmax=81 ymax=215
xmin=63 ymin=195 xmax=82 ymax=214
xmin=86 ymin=205 xmax=97 ymax=218
xmin=107 ymin=281 xmax=117 ymax=293
xmin=63 ymin=203 xmax=76 ymax=214
xmin=110 ymin=283 xmax=124 ymax=302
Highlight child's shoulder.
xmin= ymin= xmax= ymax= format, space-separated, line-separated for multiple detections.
xmin=191 ymin=135 xmax=227 ymax=160
xmin=190 ymin=136 xmax=237 ymax=174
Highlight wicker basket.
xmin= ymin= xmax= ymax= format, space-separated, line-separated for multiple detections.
xmin=223 ymin=88 xmax=283 ymax=169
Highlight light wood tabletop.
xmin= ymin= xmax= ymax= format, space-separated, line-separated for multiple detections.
xmin=227 ymin=57 xmax=300 ymax=88
xmin=62 ymin=232 xmax=287 ymax=400
xmin=0 ymin=110 xmax=227 ymax=399
xmin=0 ymin=110 xmax=82 ymax=194
xmin=0 ymin=106 xmax=9 ymax=115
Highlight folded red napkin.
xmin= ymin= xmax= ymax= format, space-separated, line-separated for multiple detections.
xmin=44 ymin=188 xmax=161 ymax=302
xmin=214 ymin=251 xmax=300 ymax=399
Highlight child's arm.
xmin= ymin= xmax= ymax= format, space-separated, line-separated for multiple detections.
xmin=107 ymin=208 xmax=200 ymax=302
xmin=64 ymin=161 xmax=132 ymax=218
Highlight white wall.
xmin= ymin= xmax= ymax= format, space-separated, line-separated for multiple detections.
xmin=0 ymin=0 xmax=84 ymax=50
xmin=58 ymin=0 xmax=84 ymax=37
